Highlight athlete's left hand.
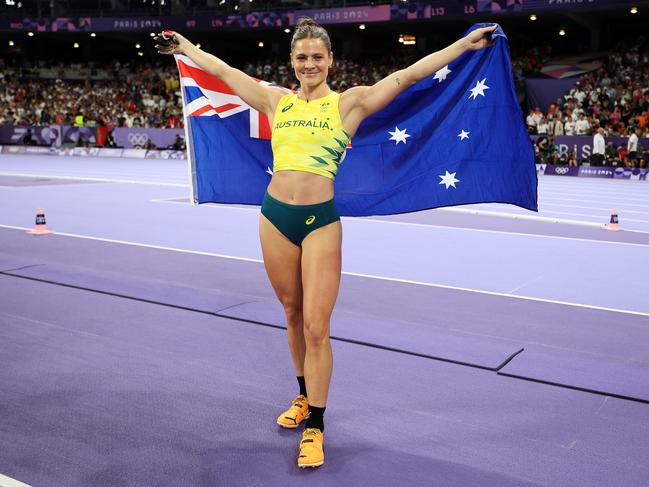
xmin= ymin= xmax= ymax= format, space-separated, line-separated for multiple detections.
xmin=464 ymin=25 xmax=498 ymax=51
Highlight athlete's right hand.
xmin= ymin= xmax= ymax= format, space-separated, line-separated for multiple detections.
xmin=154 ymin=30 xmax=188 ymax=55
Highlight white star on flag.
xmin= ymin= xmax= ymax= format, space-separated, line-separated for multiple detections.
xmin=458 ymin=130 xmax=470 ymax=140
xmin=439 ymin=171 xmax=460 ymax=189
xmin=388 ymin=126 xmax=411 ymax=145
xmin=433 ymin=65 xmax=451 ymax=83
xmin=469 ymin=78 xmax=490 ymax=100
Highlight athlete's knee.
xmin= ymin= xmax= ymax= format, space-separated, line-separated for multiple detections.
xmin=303 ymin=318 xmax=330 ymax=347
xmin=282 ymin=301 xmax=303 ymax=328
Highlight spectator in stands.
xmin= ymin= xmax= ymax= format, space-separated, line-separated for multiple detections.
xmin=536 ymin=116 xmax=549 ymax=135
xmin=170 ymin=134 xmax=186 ymax=151
xmin=627 ymin=127 xmax=640 ymax=165
xmin=21 ymin=128 xmax=34 ymax=145
xmin=640 ymin=147 xmax=648 ymax=169
xmin=104 ymin=130 xmax=118 ymax=148
xmin=605 ymin=141 xmax=618 ymax=165
xmin=526 ymin=106 xmax=543 ymax=134
xmin=567 ymin=150 xmax=578 ymax=167
xmin=617 ymin=144 xmax=628 ymax=165
xmin=591 ymin=127 xmax=606 ymax=166
xmin=536 ymin=135 xmax=552 ymax=164
xmin=564 ymin=116 xmax=575 ymax=136
xmin=548 ymin=115 xmax=563 ymax=136
xmin=575 ymin=113 xmax=591 ymax=135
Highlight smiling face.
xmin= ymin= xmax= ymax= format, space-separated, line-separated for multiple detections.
xmin=291 ymin=38 xmax=332 ymax=91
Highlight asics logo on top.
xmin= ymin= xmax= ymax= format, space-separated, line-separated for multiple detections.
xmin=282 ymin=103 xmax=294 ymax=112
xmin=305 ymin=216 xmax=316 ymax=225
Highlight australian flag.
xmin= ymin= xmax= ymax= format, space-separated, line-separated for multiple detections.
xmin=177 ymin=24 xmax=537 ymax=216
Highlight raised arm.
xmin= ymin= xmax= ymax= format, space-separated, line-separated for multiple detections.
xmin=340 ymin=25 xmax=497 ymax=136
xmin=155 ymin=31 xmax=286 ymax=117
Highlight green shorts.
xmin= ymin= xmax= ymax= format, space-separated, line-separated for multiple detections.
xmin=261 ymin=191 xmax=340 ymax=246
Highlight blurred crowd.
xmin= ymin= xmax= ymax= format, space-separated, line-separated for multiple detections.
xmin=0 ymin=60 xmax=185 ymax=129
xmin=0 ymin=48 xmax=547 ymax=130
xmin=525 ymin=40 xmax=649 ymax=141
xmin=1 ymin=42 xmax=646 ymax=168
xmin=0 ymin=55 xmax=423 ymax=129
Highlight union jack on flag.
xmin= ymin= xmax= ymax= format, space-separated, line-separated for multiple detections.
xmin=176 ymin=54 xmax=283 ymax=140
xmin=175 ymin=24 xmax=537 ymax=216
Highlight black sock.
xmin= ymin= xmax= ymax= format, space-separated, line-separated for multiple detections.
xmin=305 ymin=405 xmax=326 ymax=432
xmin=297 ymin=376 xmax=307 ymax=397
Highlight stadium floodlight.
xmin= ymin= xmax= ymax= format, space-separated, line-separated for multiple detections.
xmin=74 ymin=42 xmax=80 ymax=48
xmin=138 ymin=52 xmax=144 ymax=57
xmin=529 ymin=14 xmax=537 ymax=21
xmin=5 ymin=1 xmax=16 ymax=6
xmin=559 ymin=29 xmax=566 ymax=36
xmin=90 ymin=33 xmax=96 ymax=37
xmin=150 ymin=32 xmax=155 ymax=37
xmin=219 ymin=0 xmax=225 ymax=4
xmin=234 ymin=4 xmax=238 ymax=10
xmin=258 ymin=41 xmax=264 ymax=47
xmin=28 ymin=32 xmax=34 ymax=36
xmin=359 ymin=24 xmax=366 ymax=30
xmin=196 ymin=43 xmax=201 ymax=49
xmin=284 ymin=28 xmax=290 ymax=33
xmin=630 ymin=6 xmax=638 ymax=14
xmin=136 ymin=43 xmax=141 ymax=48
xmin=9 ymin=40 xmax=14 ymax=46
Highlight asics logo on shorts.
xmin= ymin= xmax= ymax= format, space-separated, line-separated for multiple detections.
xmin=305 ymin=215 xmax=316 ymax=225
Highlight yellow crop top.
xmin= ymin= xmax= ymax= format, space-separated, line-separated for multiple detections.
xmin=271 ymin=91 xmax=350 ymax=180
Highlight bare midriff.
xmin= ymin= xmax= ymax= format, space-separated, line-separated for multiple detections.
xmin=267 ymin=170 xmax=334 ymax=205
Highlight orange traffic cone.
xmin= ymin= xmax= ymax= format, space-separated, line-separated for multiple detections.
xmin=27 ymin=208 xmax=53 ymax=235
xmin=605 ymin=208 xmax=621 ymax=232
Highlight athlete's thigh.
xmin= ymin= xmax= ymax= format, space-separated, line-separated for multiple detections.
xmin=259 ymin=213 xmax=303 ymax=306
xmin=301 ymin=221 xmax=342 ymax=322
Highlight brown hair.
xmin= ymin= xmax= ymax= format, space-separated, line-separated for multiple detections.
xmin=291 ymin=17 xmax=331 ymax=52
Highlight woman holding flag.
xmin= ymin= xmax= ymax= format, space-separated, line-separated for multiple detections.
xmin=156 ymin=19 xmax=496 ymax=468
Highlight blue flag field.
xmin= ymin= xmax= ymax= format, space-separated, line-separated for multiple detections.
xmin=178 ymin=24 xmax=538 ymax=216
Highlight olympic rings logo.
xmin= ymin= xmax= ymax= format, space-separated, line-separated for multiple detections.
xmin=555 ymin=167 xmax=570 ymax=175
xmin=128 ymin=133 xmax=150 ymax=146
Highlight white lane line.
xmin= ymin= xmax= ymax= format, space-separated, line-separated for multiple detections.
xmin=0 ymin=224 xmax=263 ymax=264
xmin=437 ymin=207 xmax=605 ymax=228
xmin=506 ymin=274 xmax=547 ymax=294
xmin=441 ymin=206 xmax=649 ymax=227
xmin=349 ymin=217 xmax=649 ymax=244
xmin=146 ymin=199 xmax=649 ymax=244
xmin=0 ymin=473 xmax=32 ymax=487
xmin=539 ymin=197 xmax=649 ymax=209
xmin=539 ymin=188 xmax=649 ymax=199
xmin=1 ymin=224 xmax=647 ymax=317
xmin=537 ymin=202 xmax=649 ymax=214
xmin=0 ymin=172 xmax=187 ymax=188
